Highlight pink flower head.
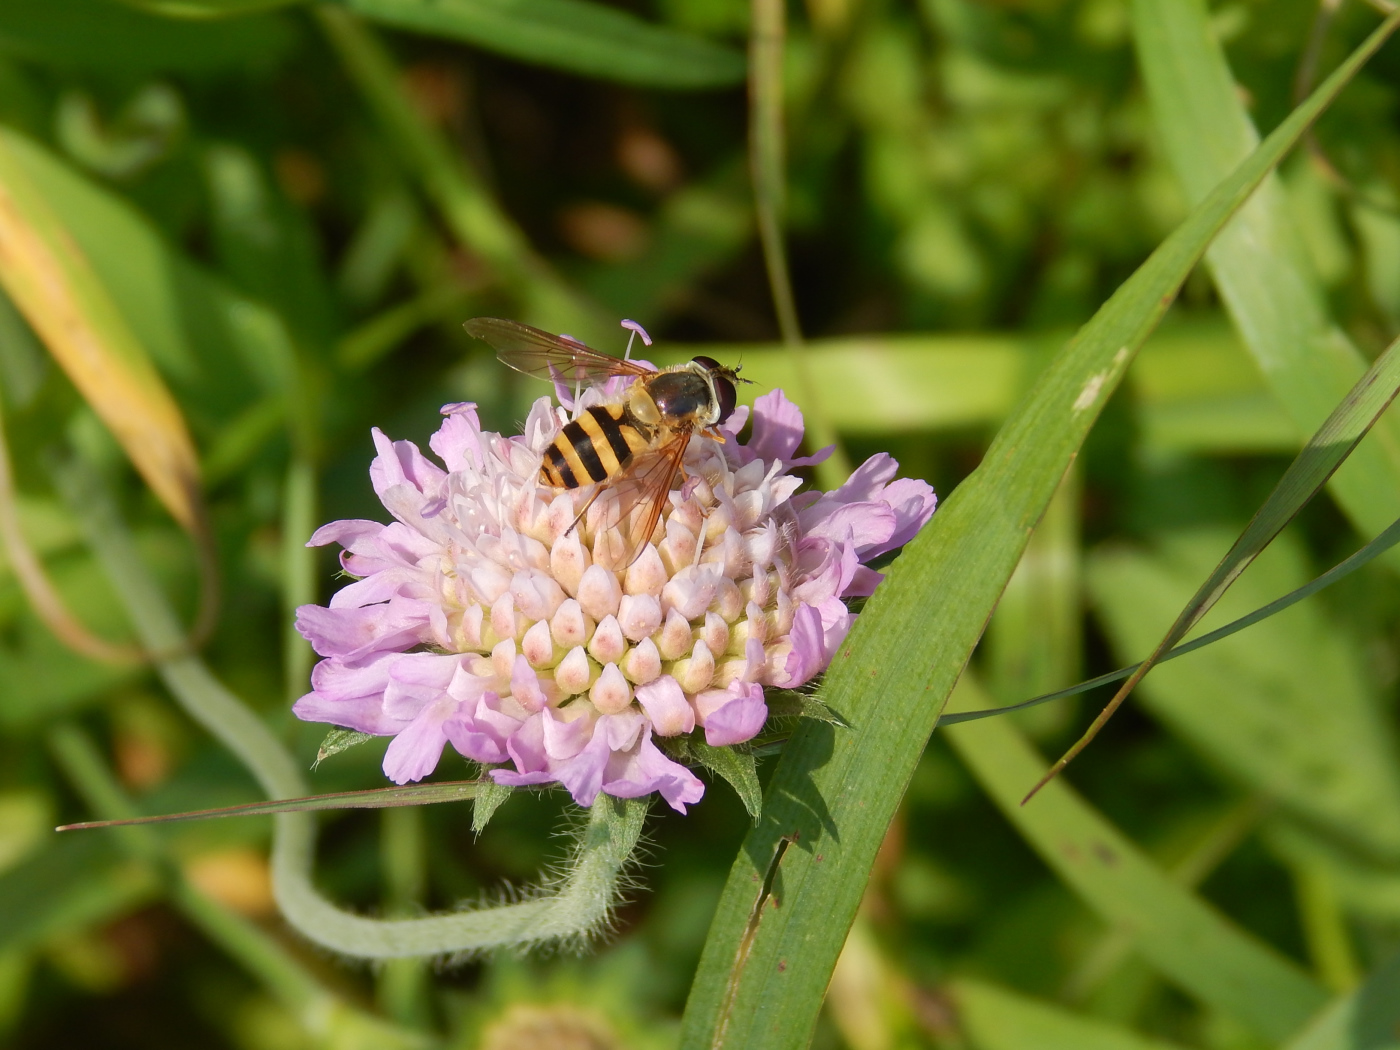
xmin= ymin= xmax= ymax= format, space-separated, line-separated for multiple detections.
xmin=293 ymin=372 xmax=935 ymax=813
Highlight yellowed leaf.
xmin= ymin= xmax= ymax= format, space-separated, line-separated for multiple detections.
xmin=0 ymin=128 xmax=200 ymax=533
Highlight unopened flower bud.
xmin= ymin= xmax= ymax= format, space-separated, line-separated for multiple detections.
xmin=550 ymin=598 xmax=592 ymax=649
xmin=491 ymin=638 xmax=517 ymax=678
xmin=588 ymin=614 xmax=627 ymax=664
xmin=555 ymin=645 xmax=596 ymax=696
xmin=624 ymin=544 xmax=667 ymax=597
xmin=621 ymin=637 xmax=662 ymax=684
xmin=656 ymin=607 xmax=693 ymax=661
xmin=672 ymin=638 xmax=715 ymax=693
xmin=577 ymin=563 xmax=622 ymax=621
xmin=550 ymin=529 xmax=589 ymax=596
xmin=491 ymin=592 xmax=518 ymax=642
xmin=590 ymin=662 xmax=633 ymax=714
xmin=618 ymin=592 xmax=661 ymax=641
xmin=700 ymin=611 xmax=729 ymax=656
xmin=522 ymin=618 xmax=556 ymax=668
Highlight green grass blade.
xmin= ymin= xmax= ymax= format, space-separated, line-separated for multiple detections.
xmin=676 ymin=12 xmax=1400 ymax=1047
xmin=943 ymin=676 xmax=1327 ymax=1042
xmin=317 ymin=4 xmax=608 ymax=341
xmin=1284 ymin=951 xmax=1400 ymax=1050
xmin=1133 ymin=0 xmax=1400 ymax=557
xmin=1030 ymin=331 xmax=1400 ymax=796
xmin=1088 ymin=532 xmax=1400 ymax=863
xmin=951 ymin=978 xmax=1190 ymax=1050
xmin=55 ymin=780 xmax=488 ymax=832
xmin=944 ymin=512 xmax=1400 ymax=726
xmin=344 ymin=0 xmax=744 ymax=89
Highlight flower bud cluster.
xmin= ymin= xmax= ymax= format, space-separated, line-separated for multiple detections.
xmin=294 ymin=384 xmax=935 ymax=812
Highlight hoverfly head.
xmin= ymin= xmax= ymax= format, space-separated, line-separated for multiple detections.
xmin=691 ymin=355 xmax=745 ymax=424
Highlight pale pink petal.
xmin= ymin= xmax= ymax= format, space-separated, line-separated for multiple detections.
xmin=634 ymin=676 xmax=695 ymax=736
xmin=701 ymin=682 xmax=768 ymax=746
xmin=746 ymin=389 xmax=806 ymax=462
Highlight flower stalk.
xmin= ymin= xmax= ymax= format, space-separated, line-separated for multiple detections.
xmin=53 ymin=453 xmax=652 ymax=958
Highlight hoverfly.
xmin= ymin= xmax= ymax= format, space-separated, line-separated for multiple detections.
xmin=463 ymin=317 xmax=746 ymax=566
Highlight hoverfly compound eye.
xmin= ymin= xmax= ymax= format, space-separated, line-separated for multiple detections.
xmin=691 ymin=355 xmax=723 ymax=371
xmin=714 ymin=375 xmax=738 ymax=424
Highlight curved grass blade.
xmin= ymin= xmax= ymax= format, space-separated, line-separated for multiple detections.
xmin=943 ymin=511 xmax=1400 ymax=725
xmin=1027 ymin=330 xmax=1400 ymax=801
xmin=942 ymin=675 xmax=1327 ymax=1042
xmin=677 ymin=12 xmax=1400 ymax=1048
xmin=55 ymin=780 xmax=488 ymax=832
xmin=345 ymin=0 xmax=745 ymax=90
xmin=1134 ymin=0 xmax=1400 ymax=563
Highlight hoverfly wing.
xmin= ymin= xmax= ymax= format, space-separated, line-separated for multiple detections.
xmin=464 ymin=317 xmax=652 ymax=385
xmin=588 ymin=431 xmax=692 ymax=569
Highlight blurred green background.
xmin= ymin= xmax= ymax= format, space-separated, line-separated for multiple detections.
xmin=1 ymin=0 xmax=1400 ymax=1047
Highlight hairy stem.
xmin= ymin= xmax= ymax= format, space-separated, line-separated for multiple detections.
xmin=56 ymin=454 xmax=648 ymax=959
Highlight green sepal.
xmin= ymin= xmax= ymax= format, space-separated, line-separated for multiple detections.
xmin=314 ymin=728 xmax=375 ymax=768
xmin=670 ymin=738 xmax=762 ymax=824
xmin=765 ymin=688 xmax=850 ymax=728
xmin=471 ymin=773 xmax=514 ymax=834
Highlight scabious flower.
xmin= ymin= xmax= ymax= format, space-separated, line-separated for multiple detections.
xmin=293 ymin=353 xmax=936 ymax=814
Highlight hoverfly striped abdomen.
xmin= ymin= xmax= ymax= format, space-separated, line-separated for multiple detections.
xmin=541 ymin=404 xmax=653 ymax=490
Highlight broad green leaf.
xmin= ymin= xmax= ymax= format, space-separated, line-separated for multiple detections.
xmin=1265 ymin=821 xmax=1400 ymax=927
xmin=0 ymin=0 xmax=294 ymax=74
xmin=943 ymin=676 xmax=1327 ymax=1041
xmin=952 ymin=977 xmax=1189 ymax=1050
xmin=345 ymin=0 xmax=745 ymax=89
xmin=677 ymin=13 xmax=1399 ymax=1046
xmin=689 ymin=741 xmax=763 ymax=823
xmin=1089 ymin=532 xmax=1400 ymax=862
xmin=655 ymin=332 xmax=1035 ymax=433
xmin=1129 ymin=318 xmax=1297 ymax=454
xmin=1133 ymin=0 xmax=1400 ymax=558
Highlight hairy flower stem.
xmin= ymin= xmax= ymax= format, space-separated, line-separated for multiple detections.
xmin=55 ymin=454 xmax=649 ymax=958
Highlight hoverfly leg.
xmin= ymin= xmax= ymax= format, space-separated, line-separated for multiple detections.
xmin=566 ymin=484 xmax=609 ymax=536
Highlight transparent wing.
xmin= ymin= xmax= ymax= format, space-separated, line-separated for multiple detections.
xmin=464 ymin=317 xmax=653 ymax=384
xmin=589 ymin=431 xmax=692 ymax=569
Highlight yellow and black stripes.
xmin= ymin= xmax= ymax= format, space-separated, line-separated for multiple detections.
xmin=540 ymin=405 xmax=651 ymax=489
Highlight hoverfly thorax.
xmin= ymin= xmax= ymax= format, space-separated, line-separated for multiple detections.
xmin=636 ymin=357 xmax=740 ymax=430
